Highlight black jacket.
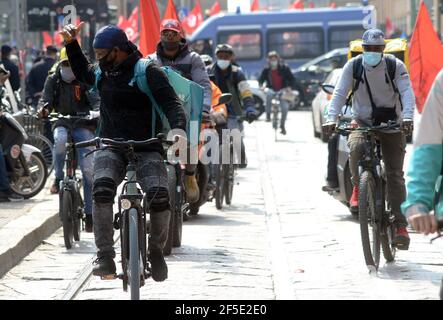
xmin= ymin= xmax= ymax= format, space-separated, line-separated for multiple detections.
xmin=258 ymin=63 xmax=296 ymax=90
xmin=0 ymin=59 xmax=20 ymax=91
xmin=39 ymin=64 xmax=100 ymax=130
xmin=26 ymin=57 xmax=56 ymax=98
xmin=65 ymin=40 xmax=187 ymax=153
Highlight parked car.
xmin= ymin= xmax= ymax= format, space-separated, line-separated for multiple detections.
xmin=294 ymin=48 xmax=348 ymax=108
xmin=312 ymin=68 xmax=343 ymax=142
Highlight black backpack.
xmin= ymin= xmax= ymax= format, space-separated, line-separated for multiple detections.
xmin=345 ymin=54 xmax=403 ymax=111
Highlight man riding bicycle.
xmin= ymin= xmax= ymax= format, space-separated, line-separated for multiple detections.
xmin=258 ymin=51 xmax=296 ymax=135
xmin=210 ymin=44 xmax=257 ymax=168
xmin=323 ymin=29 xmax=415 ymax=250
xmin=38 ymin=48 xmax=100 ymax=233
xmin=401 ymin=69 xmax=443 ymax=235
xmin=60 ymin=24 xmax=187 ymax=282
xmin=147 ymin=19 xmax=212 ymax=205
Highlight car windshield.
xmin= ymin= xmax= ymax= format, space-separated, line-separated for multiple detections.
xmin=296 ymin=49 xmax=348 ymax=71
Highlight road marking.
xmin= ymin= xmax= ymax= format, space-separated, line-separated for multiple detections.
xmin=255 ymin=123 xmax=296 ymax=300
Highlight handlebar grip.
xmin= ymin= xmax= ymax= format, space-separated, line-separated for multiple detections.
xmin=75 ymin=138 xmax=99 ymax=149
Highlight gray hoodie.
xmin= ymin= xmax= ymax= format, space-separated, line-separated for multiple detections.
xmin=327 ymin=54 xmax=415 ymax=125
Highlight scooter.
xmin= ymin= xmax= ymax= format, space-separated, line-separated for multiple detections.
xmin=0 ymin=105 xmax=48 ymax=199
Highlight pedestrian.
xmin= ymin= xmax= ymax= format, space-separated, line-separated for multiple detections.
xmin=1 ymin=44 xmax=21 ymax=91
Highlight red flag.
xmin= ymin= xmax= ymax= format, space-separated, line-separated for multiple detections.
xmin=330 ymin=2 xmax=337 ymax=8
xmin=163 ymin=0 xmax=179 ymax=21
xmin=409 ymin=1 xmax=443 ymax=113
xmin=182 ymin=0 xmax=203 ymax=36
xmin=140 ymin=0 xmax=161 ymax=56
xmin=290 ymin=0 xmax=304 ymax=9
xmin=210 ymin=1 xmax=221 ymax=16
xmin=126 ymin=6 xmax=140 ymax=42
xmin=251 ymin=0 xmax=260 ymax=12
xmin=42 ymin=32 xmax=53 ymax=47
xmin=117 ymin=15 xmax=128 ymax=29
xmin=385 ymin=17 xmax=394 ymax=38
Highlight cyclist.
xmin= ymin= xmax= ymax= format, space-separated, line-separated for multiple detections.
xmin=323 ymin=29 xmax=415 ymax=250
xmin=60 ymin=23 xmax=187 ymax=281
xmin=401 ymin=69 xmax=443 ymax=235
xmin=258 ymin=51 xmax=296 ymax=135
xmin=210 ymin=44 xmax=257 ymax=169
xmin=37 ymin=48 xmax=100 ymax=233
xmin=148 ymin=19 xmax=212 ymax=204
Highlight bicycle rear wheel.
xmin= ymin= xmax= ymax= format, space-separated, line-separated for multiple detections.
xmin=215 ymin=163 xmax=224 ymax=210
xmin=128 ymin=208 xmax=140 ymax=300
xmin=26 ymin=134 xmax=54 ymax=175
xmin=60 ymin=191 xmax=74 ymax=249
xmin=358 ymin=170 xmax=381 ymax=272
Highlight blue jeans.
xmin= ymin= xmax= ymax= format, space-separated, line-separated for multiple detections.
xmin=54 ymin=126 xmax=94 ymax=215
xmin=265 ymin=90 xmax=289 ymax=128
xmin=0 ymin=145 xmax=10 ymax=192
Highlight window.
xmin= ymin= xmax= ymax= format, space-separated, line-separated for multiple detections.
xmin=315 ymin=55 xmax=347 ymax=73
xmin=267 ymin=28 xmax=324 ymax=60
xmin=218 ymin=32 xmax=262 ymax=60
xmin=328 ymin=27 xmax=366 ymax=50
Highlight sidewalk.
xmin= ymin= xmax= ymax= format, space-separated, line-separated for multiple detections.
xmin=0 ymin=181 xmax=60 ymax=278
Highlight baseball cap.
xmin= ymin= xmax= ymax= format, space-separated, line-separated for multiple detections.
xmin=46 ymin=45 xmax=58 ymax=54
xmin=362 ymin=29 xmax=386 ymax=46
xmin=93 ymin=25 xmax=129 ymax=50
xmin=160 ymin=19 xmax=182 ymax=34
xmin=215 ymin=44 xmax=234 ymax=55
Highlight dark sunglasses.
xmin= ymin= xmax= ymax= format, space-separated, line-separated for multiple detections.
xmin=161 ymin=30 xmax=180 ymax=38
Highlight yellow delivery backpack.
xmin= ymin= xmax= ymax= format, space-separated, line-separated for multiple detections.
xmin=347 ymin=38 xmax=409 ymax=71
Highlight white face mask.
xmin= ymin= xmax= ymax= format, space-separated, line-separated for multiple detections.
xmin=217 ymin=60 xmax=231 ymax=70
xmin=270 ymin=60 xmax=279 ymax=69
xmin=60 ymin=66 xmax=76 ymax=83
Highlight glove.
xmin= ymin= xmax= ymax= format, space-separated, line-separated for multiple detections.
xmin=245 ymin=107 xmax=258 ymax=124
xmin=322 ymin=122 xmax=336 ymax=138
xmin=37 ymin=107 xmax=49 ymax=119
xmin=402 ymin=119 xmax=414 ymax=136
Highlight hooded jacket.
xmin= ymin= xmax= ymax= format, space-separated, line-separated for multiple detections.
xmin=149 ymin=40 xmax=212 ymax=113
xmin=66 ymin=40 xmax=187 ymax=153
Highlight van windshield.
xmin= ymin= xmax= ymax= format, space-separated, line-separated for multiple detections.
xmin=218 ymin=32 xmax=262 ymax=60
xmin=328 ymin=26 xmax=366 ymax=50
xmin=268 ymin=28 xmax=324 ymax=60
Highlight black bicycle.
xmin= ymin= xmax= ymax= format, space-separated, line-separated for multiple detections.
xmin=215 ymin=132 xmax=235 ymax=209
xmin=51 ymin=114 xmax=93 ymax=249
xmin=76 ymin=135 xmax=173 ymax=300
xmin=337 ymin=121 xmax=401 ymax=272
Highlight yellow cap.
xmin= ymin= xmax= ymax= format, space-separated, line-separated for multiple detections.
xmin=60 ymin=47 xmax=68 ymax=62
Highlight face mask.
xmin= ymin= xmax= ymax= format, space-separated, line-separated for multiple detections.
xmin=270 ymin=60 xmax=278 ymax=69
xmin=162 ymin=41 xmax=180 ymax=51
xmin=217 ymin=60 xmax=231 ymax=70
xmin=99 ymin=49 xmax=116 ymax=71
xmin=363 ymin=52 xmax=383 ymax=67
xmin=60 ymin=66 xmax=76 ymax=83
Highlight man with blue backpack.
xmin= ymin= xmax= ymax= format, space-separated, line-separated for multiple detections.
xmin=61 ymin=23 xmax=187 ymax=282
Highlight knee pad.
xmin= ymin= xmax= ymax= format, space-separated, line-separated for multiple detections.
xmin=146 ymin=187 xmax=170 ymax=212
xmin=93 ymin=177 xmax=116 ymax=204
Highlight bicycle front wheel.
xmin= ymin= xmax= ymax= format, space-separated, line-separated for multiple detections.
xmin=128 ymin=208 xmax=140 ymax=300
xmin=60 ymin=191 xmax=74 ymax=250
xmin=358 ymin=170 xmax=381 ymax=272
xmin=215 ymin=163 xmax=224 ymax=210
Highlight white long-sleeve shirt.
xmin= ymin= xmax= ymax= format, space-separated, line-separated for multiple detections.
xmin=327 ymin=54 xmax=416 ymax=125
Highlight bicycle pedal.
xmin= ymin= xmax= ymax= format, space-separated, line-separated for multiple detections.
xmin=100 ymin=274 xmax=118 ymax=280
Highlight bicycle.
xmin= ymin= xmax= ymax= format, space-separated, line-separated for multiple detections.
xmin=215 ymin=130 xmax=236 ymax=209
xmin=76 ymin=135 xmax=173 ymax=300
xmin=51 ymin=113 xmax=94 ymax=249
xmin=271 ymin=91 xmax=282 ymax=142
xmin=336 ymin=121 xmax=401 ymax=272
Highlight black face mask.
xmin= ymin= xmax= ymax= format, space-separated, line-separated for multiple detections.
xmin=162 ymin=41 xmax=180 ymax=51
xmin=98 ymin=49 xmax=116 ymax=71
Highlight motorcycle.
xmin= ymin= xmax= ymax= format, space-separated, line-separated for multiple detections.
xmin=0 ymin=104 xmax=48 ymax=199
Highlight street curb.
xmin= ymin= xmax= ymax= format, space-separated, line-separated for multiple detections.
xmin=0 ymin=201 xmax=61 ymax=279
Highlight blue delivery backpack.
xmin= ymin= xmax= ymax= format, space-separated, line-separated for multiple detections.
xmin=93 ymin=58 xmax=204 ymax=146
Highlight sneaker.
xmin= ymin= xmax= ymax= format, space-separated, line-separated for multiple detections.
xmin=149 ymin=249 xmax=168 ymax=282
xmin=280 ymin=126 xmax=287 ymax=135
xmin=85 ymin=215 xmax=93 ymax=233
xmin=92 ymin=256 xmax=116 ymax=278
xmin=7 ymin=193 xmax=24 ymax=202
xmin=50 ymin=179 xmax=61 ymax=194
xmin=184 ymin=174 xmax=200 ymax=204
xmin=393 ymin=226 xmax=410 ymax=250
xmin=349 ymin=186 xmax=359 ymax=212
xmin=266 ymin=118 xmax=271 ymax=122
xmin=322 ymin=180 xmax=339 ymax=192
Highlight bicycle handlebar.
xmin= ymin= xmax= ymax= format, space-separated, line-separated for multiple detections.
xmin=336 ymin=122 xmax=401 ymax=134
xmin=75 ymin=135 xmax=174 ymax=150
